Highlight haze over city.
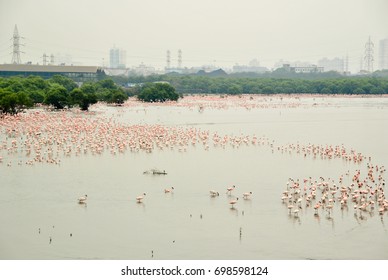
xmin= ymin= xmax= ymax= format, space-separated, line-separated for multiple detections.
xmin=1 ymin=0 xmax=387 ymax=73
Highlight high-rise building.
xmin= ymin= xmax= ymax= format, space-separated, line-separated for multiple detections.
xmin=109 ymin=47 xmax=126 ymax=68
xmin=318 ymin=57 xmax=345 ymax=73
xmin=379 ymin=38 xmax=388 ymax=70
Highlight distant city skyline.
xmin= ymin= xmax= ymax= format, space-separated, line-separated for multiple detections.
xmin=1 ymin=0 xmax=387 ymax=73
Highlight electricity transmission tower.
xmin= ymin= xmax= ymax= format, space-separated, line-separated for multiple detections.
xmin=166 ymin=50 xmax=171 ymax=69
xmin=11 ymin=25 xmax=24 ymax=64
xmin=178 ymin=49 xmax=182 ymax=68
xmin=364 ymin=36 xmax=374 ymax=73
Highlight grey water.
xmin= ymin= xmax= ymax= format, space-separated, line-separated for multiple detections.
xmin=1 ymin=96 xmax=387 ymax=259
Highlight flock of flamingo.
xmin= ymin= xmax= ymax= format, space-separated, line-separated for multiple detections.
xmin=0 ymin=109 xmax=273 ymax=167
xmin=1 ymin=95 xmax=387 ymax=220
xmin=122 ymin=95 xmax=308 ymax=110
xmin=282 ymin=163 xmax=387 ymax=219
xmin=277 ymin=142 xmax=387 ymax=219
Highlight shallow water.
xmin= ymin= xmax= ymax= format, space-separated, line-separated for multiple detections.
xmin=1 ymin=96 xmax=387 ymax=259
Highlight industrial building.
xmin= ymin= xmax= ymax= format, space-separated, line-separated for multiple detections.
xmin=0 ymin=64 xmax=104 ymax=82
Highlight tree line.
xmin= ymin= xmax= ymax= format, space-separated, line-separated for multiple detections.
xmin=2 ymin=73 xmax=388 ymax=114
xmin=118 ymin=74 xmax=388 ymax=95
xmin=0 ymin=75 xmax=128 ymax=114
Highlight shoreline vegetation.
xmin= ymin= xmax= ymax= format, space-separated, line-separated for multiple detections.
xmin=1 ymin=74 xmax=388 ymax=114
xmin=0 ymin=75 xmax=129 ymax=114
xmin=117 ymin=72 xmax=388 ymax=95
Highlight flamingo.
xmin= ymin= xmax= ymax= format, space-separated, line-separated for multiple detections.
xmin=164 ymin=187 xmax=174 ymax=193
xmin=226 ymin=185 xmax=236 ymax=195
xmin=242 ymin=192 xmax=252 ymax=199
xmin=136 ymin=193 xmax=146 ymax=203
xmin=229 ymin=197 xmax=238 ymax=208
xmin=326 ymin=204 xmax=334 ymax=215
xmin=313 ymin=202 xmax=321 ymax=215
xmin=210 ymin=190 xmax=220 ymax=197
xmin=287 ymin=204 xmax=294 ymax=214
xmin=78 ymin=194 xmax=87 ymax=203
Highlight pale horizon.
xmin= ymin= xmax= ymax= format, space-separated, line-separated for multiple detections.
xmin=1 ymin=0 xmax=387 ymax=73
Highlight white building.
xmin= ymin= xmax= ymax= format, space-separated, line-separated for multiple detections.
xmin=379 ymin=38 xmax=388 ymax=70
xmin=282 ymin=64 xmax=323 ymax=73
xmin=109 ymin=47 xmax=126 ymax=69
xmin=293 ymin=65 xmax=324 ymax=73
xmin=274 ymin=60 xmax=312 ymax=70
xmin=318 ymin=57 xmax=344 ymax=73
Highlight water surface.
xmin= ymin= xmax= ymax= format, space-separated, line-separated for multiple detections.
xmin=1 ymin=95 xmax=387 ymax=259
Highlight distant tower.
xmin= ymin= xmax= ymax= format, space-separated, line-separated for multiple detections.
xmin=364 ymin=36 xmax=374 ymax=73
xmin=11 ymin=25 xmax=23 ymax=64
xmin=50 ymin=54 xmax=54 ymax=65
xmin=166 ymin=50 xmax=171 ymax=69
xmin=43 ymin=53 xmax=48 ymax=65
xmin=178 ymin=49 xmax=182 ymax=68
xmin=344 ymin=53 xmax=349 ymax=74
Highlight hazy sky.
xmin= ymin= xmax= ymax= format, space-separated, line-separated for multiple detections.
xmin=1 ymin=0 xmax=387 ymax=72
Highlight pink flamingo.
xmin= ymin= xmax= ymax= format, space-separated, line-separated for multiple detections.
xmin=136 ymin=193 xmax=146 ymax=203
xmin=164 ymin=187 xmax=174 ymax=193
xmin=229 ymin=198 xmax=238 ymax=208
xmin=210 ymin=190 xmax=220 ymax=197
xmin=313 ymin=202 xmax=321 ymax=215
xmin=226 ymin=185 xmax=236 ymax=195
xmin=242 ymin=192 xmax=252 ymax=199
xmin=78 ymin=194 xmax=87 ymax=204
xmin=287 ymin=204 xmax=294 ymax=214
